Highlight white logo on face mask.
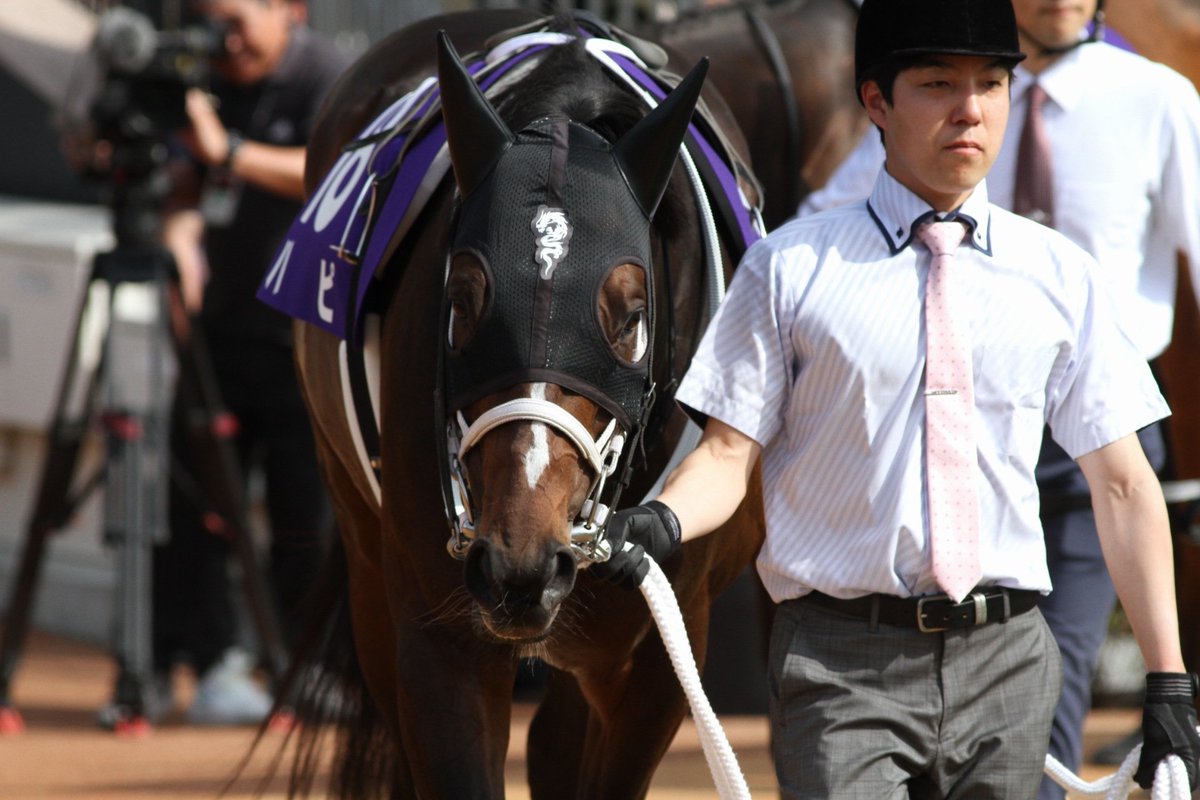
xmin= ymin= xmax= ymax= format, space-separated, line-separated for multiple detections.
xmin=532 ymin=206 xmax=572 ymax=280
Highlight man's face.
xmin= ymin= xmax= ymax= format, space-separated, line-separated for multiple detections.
xmin=864 ymin=55 xmax=1011 ymax=211
xmin=200 ymin=0 xmax=296 ymax=85
xmin=1011 ymin=0 xmax=1097 ymax=50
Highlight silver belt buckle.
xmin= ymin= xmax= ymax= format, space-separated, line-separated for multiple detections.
xmin=917 ymin=592 xmax=990 ymax=632
xmin=916 ymin=596 xmax=947 ymax=632
xmin=970 ymin=591 xmax=988 ymax=626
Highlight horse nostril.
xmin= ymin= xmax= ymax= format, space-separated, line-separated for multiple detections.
xmin=553 ymin=548 xmax=575 ymax=583
xmin=541 ymin=546 xmax=577 ymax=609
xmin=464 ymin=540 xmax=496 ymax=606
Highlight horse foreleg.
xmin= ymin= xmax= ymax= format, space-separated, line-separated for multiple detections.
xmin=572 ymin=625 xmax=693 ymax=799
xmin=527 ymin=667 xmax=590 ymax=797
xmin=390 ymin=625 xmax=518 ymax=798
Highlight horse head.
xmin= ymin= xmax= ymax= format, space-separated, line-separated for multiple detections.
xmin=436 ymin=32 xmax=705 ymax=642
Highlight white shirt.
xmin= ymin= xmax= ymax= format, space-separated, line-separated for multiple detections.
xmin=798 ymin=42 xmax=1200 ymax=360
xmin=677 ymin=170 xmax=1168 ymax=603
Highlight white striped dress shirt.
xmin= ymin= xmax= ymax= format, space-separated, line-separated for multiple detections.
xmin=676 ymin=170 xmax=1168 ymax=603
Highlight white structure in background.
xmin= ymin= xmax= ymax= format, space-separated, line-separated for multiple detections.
xmin=0 ymin=197 xmax=116 ymax=642
xmin=0 ymin=0 xmax=96 ymax=107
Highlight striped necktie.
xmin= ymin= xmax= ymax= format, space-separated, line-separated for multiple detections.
xmin=918 ymin=220 xmax=982 ymax=602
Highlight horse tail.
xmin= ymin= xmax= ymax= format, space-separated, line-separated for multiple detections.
xmin=233 ymin=534 xmax=404 ymax=798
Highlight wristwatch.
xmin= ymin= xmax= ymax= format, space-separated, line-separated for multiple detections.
xmin=223 ymin=130 xmax=245 ymax=171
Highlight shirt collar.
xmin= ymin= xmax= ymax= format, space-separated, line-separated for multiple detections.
xmin=866 ymin=168 xmax=993 ymax=256
xmin=1013 ymin=40 xmax=1092 ymax=114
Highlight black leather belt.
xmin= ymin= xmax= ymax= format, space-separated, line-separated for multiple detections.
xmin=800 ymin=587 xmax=1040 ymax=632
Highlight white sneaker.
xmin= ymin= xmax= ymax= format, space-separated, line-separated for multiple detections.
xmin=186 ymin=648 xmax=274 ymax=726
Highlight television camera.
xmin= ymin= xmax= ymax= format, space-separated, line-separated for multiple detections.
xmin=90 ymin=7 xmax=227 ymax=147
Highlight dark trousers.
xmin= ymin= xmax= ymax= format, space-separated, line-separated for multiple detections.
xmin=1034 ymin=421 xmax=1166 ymax=800
xmin=152 ymin=337 xmax=332 ymax=675
xmin=770 ymin=598 xmax=1061 ymax=798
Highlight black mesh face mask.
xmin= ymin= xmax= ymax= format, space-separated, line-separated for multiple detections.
xmin=436 ymin=31 xmax=707 ymax=441
xmin=446 ymin=117 xmax=655 ymax=430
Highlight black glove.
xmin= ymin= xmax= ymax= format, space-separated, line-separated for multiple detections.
xmin=1135 ymin=671 xmax=1200 ymax=790
xmin=590 ymin=501 xmax=683 ymax=590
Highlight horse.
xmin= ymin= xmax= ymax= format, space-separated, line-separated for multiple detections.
xmin=267 ymin=9 xmax=766 ymax=798
xmin=646 ymin=0 xmax=866 ymax=229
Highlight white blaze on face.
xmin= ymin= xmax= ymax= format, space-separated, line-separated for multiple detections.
xmin=524 ymin=383 xmax=551 ymax=489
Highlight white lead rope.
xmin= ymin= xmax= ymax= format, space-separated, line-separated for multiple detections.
xmin=638 ymin=555 xmax=753 ymax=800
xmin=639 ymin=551 xmax=1197 ymax=800
xmin=1044 ymin=738 xmax=1196 ymax=800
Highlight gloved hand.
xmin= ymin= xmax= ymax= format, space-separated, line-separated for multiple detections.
xmin=1134 ymin=671 xmax=1200 ymax=790
xmin=590 ymin=500 xmax=682 ymax=590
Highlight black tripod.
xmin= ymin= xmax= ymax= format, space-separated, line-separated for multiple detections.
xmin=0 ymin=147 xmax=288 ymax=733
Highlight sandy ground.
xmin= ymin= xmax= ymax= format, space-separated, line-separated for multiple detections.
xmin=0 ymin=628 xmax=1146 ymax=799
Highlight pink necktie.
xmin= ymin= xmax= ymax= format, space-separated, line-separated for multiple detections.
xmin=1013 ymin=83 xmax=1054 ymax=227
xmin=919 ymin=220 xmax=981 ymax=603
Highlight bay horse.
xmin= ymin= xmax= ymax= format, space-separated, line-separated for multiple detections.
xmin=646 ymin=0 xmax=866 ymax=229
xmin=268 ymin=9 xmax=765 ymax=798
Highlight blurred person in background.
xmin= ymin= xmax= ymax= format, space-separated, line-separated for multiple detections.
xmin=98 ymin=0 xmax=350 ymax=728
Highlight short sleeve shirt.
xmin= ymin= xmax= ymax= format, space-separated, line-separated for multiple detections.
xmin=676 ymin=170 xmax=1169 ymax=602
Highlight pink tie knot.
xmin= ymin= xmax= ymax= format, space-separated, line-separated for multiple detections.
xmin=917 ymin=220 xmax=968 ymax=258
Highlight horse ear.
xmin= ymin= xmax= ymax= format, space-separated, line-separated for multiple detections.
xmin=436 ymin=30 xmax=515 ymax=198
xmin=612 ymin=57 xmax=708 ymax=219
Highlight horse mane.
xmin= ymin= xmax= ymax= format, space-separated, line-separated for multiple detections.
xmin=490 ymin=35 xmax=690 ymax=241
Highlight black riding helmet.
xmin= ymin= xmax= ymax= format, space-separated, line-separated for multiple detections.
xmin=854 ymin=0 xmax=1027 ymax=105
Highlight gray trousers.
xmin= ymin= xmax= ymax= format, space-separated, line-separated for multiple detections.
xmin=769 ymin=597 xmax=1062 ymax=799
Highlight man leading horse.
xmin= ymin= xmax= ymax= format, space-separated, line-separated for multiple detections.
xmin=595 ymin=0 xmax=1200 ymax=795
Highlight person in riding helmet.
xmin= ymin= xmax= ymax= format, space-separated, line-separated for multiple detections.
xmin=594 ymin=0 xmax=1200 ymax=795
xmin=796 ymin=2 xmax=1200 ymax=795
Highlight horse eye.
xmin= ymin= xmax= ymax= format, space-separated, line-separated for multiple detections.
xmin=446 ymin=253 xmax=489 ymax=353
xmin=447 ymin=304 xmax=462 ymax=349
xmin=599 ymin=262 xmax=649 ymax=364
xmin=615 ymin=309 xmax=648 ymax=364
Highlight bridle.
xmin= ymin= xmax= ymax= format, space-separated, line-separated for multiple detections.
xmin=444 ymin=396 xmax=631 ymax=563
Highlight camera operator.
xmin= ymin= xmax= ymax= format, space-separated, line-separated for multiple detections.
xmin=100 ymin=0 xmax=350 ymax=727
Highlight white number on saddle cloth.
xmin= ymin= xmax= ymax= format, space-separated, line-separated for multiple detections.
xmin=258 ymin=78 xmax=437 ymax=335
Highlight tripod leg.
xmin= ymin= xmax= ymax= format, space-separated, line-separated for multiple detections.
xmin=99 ymin=273 xmax=174 ymax=734
xmin=103 ymin=417 xmax=156 ymax=735
xmin=173 ymin=331 xmax=289 ymax=687
xmin=0 ymin=276 xmax=107 ymax=732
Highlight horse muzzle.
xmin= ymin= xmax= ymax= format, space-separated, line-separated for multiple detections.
xmin=463 ymin=536 xmax=577 ymax=641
